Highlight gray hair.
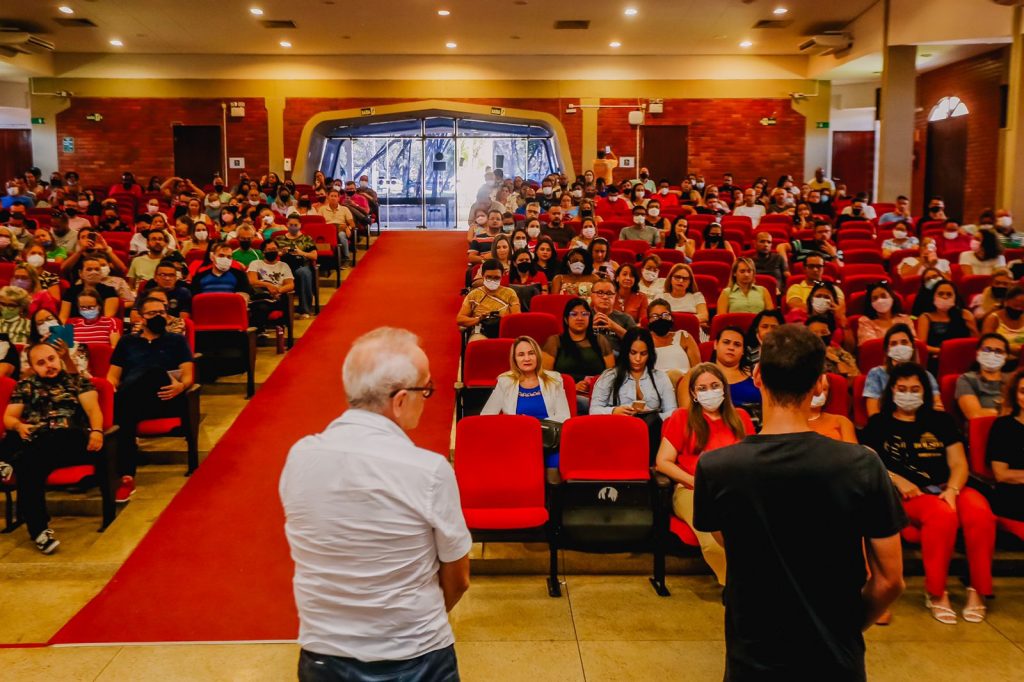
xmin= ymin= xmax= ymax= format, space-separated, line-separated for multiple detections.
xmin=342 ymin=327 xmax=423 ymax=412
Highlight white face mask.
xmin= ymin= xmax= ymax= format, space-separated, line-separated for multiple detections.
xmin=996 ymin=216 xmax=1013 ymax=229
xmin=811 ymin=297 xmax=832 ymax=314
xmin=482 ymin=278 xmax=500 ymax=291
xmin=887 ymin=344 xmax=914 ymax=363
xmin=648 ymin=207 xmax=661 ymax=217
xmin=474 ymin=215 xmax=487 ymax=226
xmin=810 ymin=392 xmax=827 ymax=408
xmin=513 ymin=239 xmax=527 ymax=250
xmin=194 ymin=229 xmax=208 ymax=241
xmin=944 ymin=230 xmax=959 ymax=240
xmin=934 ymin=297 xmax=955 ymax=311
xmin=568 ymin=261 xmax=585 ymax=275
xmin=633 ymin=215 xmax=645 ymax=225
xmin=871 ymin=296 xmax=893 ymax=314
xmin=209 ymin=201 xmax=221 ymax=209
xmin=26 ymin=254 xmax=44 ymax=268
xmin=37 ymin=320 xmax=59 ymax=337
xmin=635 ymin=191 xmax=645 ymax=199
xmin=214 ymin=256 xmax=233 ymax=272
xmin=78 ymin=200 xmax=89 ymax=208
xmin=660 ymin=187 xmax=669 ymax=195
xmin=248 ymin=200 xmax=260 ymax=206
xmin=6 ymin=187 xmax=17 ymax=196
xmin=892 ymin=229 xmax=907 ymax=240
xmin=147 ymin=204 xmax=159 ymax=214
xmin=581 ymin=227 xmax=596 ymax=239
xmin=571 ymin=189 xmax=582 ymax=198
xmin=641 ymin=269 xmax=658 ymax=283
xmin=527 ymin=227 xmax=540 ymax=239
xmin=542 ymin=186 xmax=553 ymax=196
xmin=893 ymin=391 xmax=924 ymax=412
xmin=695 ymin=388 xmax=725 ymax=412
xmin=977 ymin=350 xmax=1005 ymax=372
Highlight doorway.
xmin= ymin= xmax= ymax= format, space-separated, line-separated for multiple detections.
xmin=831 ymin=131 xmax=875 ymax=198
xmin=641 ymin=126 xmax=688 ymax=181
xmin=924 ymin=116 xmax=967 ymax=223
xmin=0 ymin=130 xmax=32 ymax=186
xmin=173 ymin=125 xmax=223 ymax=183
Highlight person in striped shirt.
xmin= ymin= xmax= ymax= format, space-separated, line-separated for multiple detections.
xmin=68 ymin=288 xmax=120 ymax=349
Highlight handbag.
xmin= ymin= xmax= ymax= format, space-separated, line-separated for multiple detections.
xmin=478 ymin=314 xmax=501 ymax=339
xmin=539 ymin=419 xmax=562 ymax=454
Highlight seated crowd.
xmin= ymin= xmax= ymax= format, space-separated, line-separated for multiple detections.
xmin=458 ymin=165 xmax=1022 ymax=625
xmin=0 ymin=166 xmax=371 ymax=554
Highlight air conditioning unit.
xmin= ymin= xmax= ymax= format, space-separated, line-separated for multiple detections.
xmin=798 ymin=33 xmax=852 ymax=56
xmin=0 ymin=29 xmax=55 ymax=57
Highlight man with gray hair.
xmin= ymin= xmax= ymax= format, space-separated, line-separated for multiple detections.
xmin=280 ymin=327 xmax=471 ymax=681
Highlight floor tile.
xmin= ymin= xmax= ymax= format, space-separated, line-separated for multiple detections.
xmin=95 ymin=643 xmax=300 ymax=681
xmin=450 ymin=576 xmax=574 ymax=642
xmin=456 ymin=641 xmax=584 ymax=682
xmin=0 ymin=578 xmax=108 ymax=642
xmin=579 ymin=640 xmax=725 ymax=682
xmin=865 ymin=577 xmax=1008 ymax=643
xmin=866 ymin=641 xmax=1024 ymax=681
xmin=0 ymin=645 xmax=121 ymax=682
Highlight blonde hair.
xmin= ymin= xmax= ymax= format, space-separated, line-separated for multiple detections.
xmin=729 ymin=257 xmax=756 ymax=287
xmin=664 ymin=263 xmax=697 ymax=294
xmin=504 ymin=336 xmax=556 ymax=388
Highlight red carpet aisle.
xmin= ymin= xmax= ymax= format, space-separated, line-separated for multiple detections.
xmin=52 ymin=232 xmax=468 ymax=644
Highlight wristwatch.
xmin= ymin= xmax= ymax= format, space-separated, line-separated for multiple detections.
xmin=88 ymin=428 xmax=104 ymax=434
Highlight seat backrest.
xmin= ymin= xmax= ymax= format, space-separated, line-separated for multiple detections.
xmin=303 ymin=222 xmax=339 ymax=248
xmin=968 ymin=415 xmax=997 ymax=478
xmin=455 ymin=415 xmax=545 ymax=515
xmin=940 ymin=373 xmax=960 ymax=424
xmin=462 ymin=338 xmax=515 ymax=387
xmin=191 ymin=293 xmax=249 ymax=331
xmin=529 ymin=294 xmax=574 ymax=328
xmin=498 ymin=312 xmax=560 ymax=344
xmin=86 ymin=343 xmax=114 ymax=378
xmin=937 ymin=337 xmax=979 ymax=378
xmin=692 ymin=249 xmax=735 ymax=265
xmin=856 ymin=337 xmax=929 ymax=374
xmin=559 ymin=415 xmax=650 ymax=481
xmin=561 ymin=373 xmax=577 ymax=417
xmin=958 ymin=274 xmax=993 ymax=302
xmin=89 ymin=376 xmax=116 ymax=429
xmin=0 ymin=375 xmax=15 ymax=413
xmin=691 ymin=260 xmax=731 ymax=285
xmin=647 ymin=248 xmax=687 ymax=264
xmin=671 ymin=312 xmax=701 ymax=339
xmin=823 ymin=373 xmax=849 ymax=417
xmin=842 ymin=263 xmax=887 ymax=278
xmin=617 ymin=240 xmax=651 ymax=257
xmin=760 ymin=214 xmax=792 ymax=226
xmin=893 ymin=274 xmax=921 ymax=296
xmin=710 ymin=312 xmax=755 ymax=340
xmin=693 ymin=273 xmax=721 ymax=304
xmin=608 ymin=247 xmax=632 ymax=264
xmin=852 ymin=373 xmax=869 ymax=428
xmin=841 ymin=274 xmax=889 ymax=298
xmin=842 ymin=249 xmax=885 ymax=267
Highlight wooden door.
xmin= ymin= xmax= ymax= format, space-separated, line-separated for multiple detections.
xmin=831 ymin=131 xmax=875 ymax=198
xmin=0 ymin=130 xmax=32 ymax=185
xmin=924 ymin=116 xmax=967 ymax=223
xmin=173 ymin=125 xmax=223 ymax=183
xmin=641 ymin=126 xmax=688 ymax=182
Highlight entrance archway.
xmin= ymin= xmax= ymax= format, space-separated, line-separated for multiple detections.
xmin=924 ymin=96 xmax=970 ymax=223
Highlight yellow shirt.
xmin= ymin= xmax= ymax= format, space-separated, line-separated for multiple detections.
xmin=463 ymin=286 xmax=519 ymax=317
xmin=592 ymin=158 xmax=618 ymax=184
xmin=785 ymin=280 xmax=845 ymax=306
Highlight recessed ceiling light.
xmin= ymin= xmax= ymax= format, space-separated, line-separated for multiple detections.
xmin=437 ymin=9 xmax=450 ymax=16
xmin=445 ymin=41 xmax=457 ymax=48
xmin=58 ymin=6 xmax=74 ymax=14
xmin=250 ymin=7 xmax=264 ymax=15
xmin=624 ymin=7 xmax=638 ymax=16
xmin=109 ymin=39 xmax=123 ymax=47
xmin=279 ymin=40 xmax=292 ymax=48
xmin=609 ymin=41 xmax=622 ymax=48
xmin=739 ymin=40 xmax=753 ymax=48
xmin=773 ymin=7 xmax=788 ymax=15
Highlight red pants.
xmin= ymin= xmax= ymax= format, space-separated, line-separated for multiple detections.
xmin=903 ymin=487 xmax=996 ymax=597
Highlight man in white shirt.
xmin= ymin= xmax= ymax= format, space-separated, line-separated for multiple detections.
xmin=733 ymin=189 xmax=767 ymax=227
xmin=280 ymin=327 xmax=471 ymax=681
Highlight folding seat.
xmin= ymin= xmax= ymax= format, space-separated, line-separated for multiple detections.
xmin=840 ymin=274 xmax=889 ymax=299
xmin=723 ymin=228 xmax=747 ymax=248
xmin=647 ymin=248 xmax=687 ymax=265
xmin=760 ymin=214 xmax=792 ymax=227
xmin=498 ymin=312 xmax=560 ymax=345
xmin=1005 ymin=248 xmax=1024 ymax=263
xmin=549 ymin=415 xmax=663 ymax=592
xmin=852 ymin=374 xmax=869 ymax=428
xmin=823 ymin=373 xmax=849 ymax=417
xmin=893 ymin=274 xmax=921 ymax=296
xmin=917 ymin=220 xmax=946 ymax=236
xmin=720 ymin=215 xmax=752 ymax=238
xmin=841 ymin=263 xmax=886 ymax=278
xmin=609 ymin=247 xmax=634 ymax=265
xmin=529 ymin=294 xmax=574 ymax=331
xmin=191 ymin=293 xmax=257 ymax=398
xmin=454 ymin=415 xmax=559 ymax=596
xmin=937 ymin=338 xmax=980 ymax=379
xmin=958 ymin=275 xmax=993 ymax=303
xmin=616 ymin=240 xmax=651 ymax=261
xmin=456 ymin=338 xmax=514 ymax=420
xmin=671 ymin=312 xmax=701 ymax=340
xmin=693 ymin=274 xmax=722 ymax=311
xmin=303 ymin=221 xmax=343 ymax=288
xmin=691 ymin=261 xmax=730 ymax=288
xmin=842 ymin=249 xmax=885 ymax=268
xmin=710 ymin=312 xmax=755 ymax=340
xmin=838 ymin=228 xmax=874 ymax=242
xmin=967 ymin=416 xmax=1024 ymax=542
xmin=855 ymin=336 xmax=929 ymax=374
xmin=838 ymin=220 xmax=873 ymax=233
xmin=685 ymin=214 xmax=715 ymax=230
xmin=940 ymin=374 xmax=960 ymax=426
xmin=561 ymin=374 xmax=578 ymax=417
xmin=2 ymin=377 xmax=119 ymax=533
xmin=760 ymin=226 xmax=790 ymax=244
xmin=598 ymin=228 xmax=620 ymax=245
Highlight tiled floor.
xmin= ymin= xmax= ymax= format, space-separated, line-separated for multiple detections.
xmin=3 ymin=253 xmax=1024 ymax=680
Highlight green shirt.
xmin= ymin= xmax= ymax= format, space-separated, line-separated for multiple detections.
xmin=274 ymin=233 xmax=316 ymax=256
xmin=232 ymin=248 xmax=264 ymax=267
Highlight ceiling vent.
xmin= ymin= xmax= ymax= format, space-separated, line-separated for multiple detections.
xmin=53 ymin=17 xmax=98 ymax=28
xmin=753 ymin=19 xmax=792 ymax=29
xmin=260 ymin=20 xmax=297 ymax=29
xmin=553 ymin=20 xmax=590 ymax=30
xmin=798 ymin=32 xmax=853 ymax=56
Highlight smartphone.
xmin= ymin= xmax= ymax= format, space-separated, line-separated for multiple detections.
xmin=923 ymin=485 xmax=943 ymax=495
xmin=631 ymin=400 xmax=647 ymax=412
xmin=47 ymin=324 xmax=75 ymax=349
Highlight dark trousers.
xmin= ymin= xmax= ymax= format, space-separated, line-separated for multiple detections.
xmin=298 ymin=645 xmax=459 ymax=682
xmin=249 ymin=294 xmax=289 ymax=331
xmin=11 ymin=429 xmax=93 ymax=538
xmin=114 ymin=366 xmax=185 ymax=477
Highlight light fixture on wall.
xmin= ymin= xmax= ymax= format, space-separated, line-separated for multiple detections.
xmin=250 ymin=7 xmax=264 ymax=15
xmin=437 ymin=9 xmax=450 ymax=15
xmin=445 ymin=41 xmax=457 ymax=48
xmin=58 ymin=5 xmax=74 ymax=14
xmin=109 ymin=39 xmax=123 ymax=47
xmin=773 ymin=7 xmax=789 ymax=15
xmin=624 ymin=7 xmax=638 ymax=16
xmin=279 ymin=40 xmax=292 ymax=48
xmin=609 ymin=41 xmax=622 ymax=48
xmin=739 ymin=40 xmax=753 ymax=48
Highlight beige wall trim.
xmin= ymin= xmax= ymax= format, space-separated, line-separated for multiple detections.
xmin=265 ymin=96 xmax=286 ymax=178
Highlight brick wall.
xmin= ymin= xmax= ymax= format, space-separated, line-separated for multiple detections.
xmin=56 ymin=97 xmax=268 ymax=186
xmin=596 ymin=98 xmax=806 ymax=186
xmin=912 ymin=48 xmax=1008 ymax=221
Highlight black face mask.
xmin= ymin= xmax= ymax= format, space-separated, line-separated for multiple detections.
xmin=239 ymin=239 xmax=252 ymax=250
xmin=649 ymin=318 xmax=673 ymax=336
xmin=279 ymin=193 xmax=290 ymax=202
xmin=345 ymin=190 xmax=356 ymax=196
xmin=991 ymin=286 xmax=1008 ymax=299
xmin=264 ymin=251 xmax=278 ymax=262
xmin=1008 ymin=308 xmax=1024 ymax=321
xmin=516 ymin=261 xmax=532 ymax=274
xmin=145 ymin=315 xmax=167 ymax=334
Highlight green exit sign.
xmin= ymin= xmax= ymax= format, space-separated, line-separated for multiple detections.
xmin=30 ymin=116 xmax=45 ymax=124
xmin=815 ymin=121 xmax=830 ymax=129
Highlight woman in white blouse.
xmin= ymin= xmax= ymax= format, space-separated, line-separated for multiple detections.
xmin=959 ymin=229 xmax=1006 ymax=277
xmin=661 ymin=263 xmax=708 ymax=326
xmin=481 ymin=335 xmax=571 ymax=422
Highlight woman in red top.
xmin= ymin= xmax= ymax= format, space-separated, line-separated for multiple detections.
xmin=655 ymin=362 xmax=753 ymax=585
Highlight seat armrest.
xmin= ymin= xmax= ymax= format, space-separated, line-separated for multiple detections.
xmin=652 ymin=469 xmax=672 ymax=488
xmin=546 ymin=467 xmax=563 ymax=486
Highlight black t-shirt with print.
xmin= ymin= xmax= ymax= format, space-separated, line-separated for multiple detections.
xmin=693 ymin=432 xmax=905 ymax=681
xmin=861 ymin=411 xmax=961 ymax=488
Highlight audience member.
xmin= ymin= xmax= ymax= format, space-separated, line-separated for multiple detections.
xmin=647 ymin=298 xmax=700 ymax=383
xmin=533 ymin=237 xmax=559 ymax=282
xmin=969 ymin=268 xmax=1012 ymax=320
xmin=588 ymin=279 xmax=635 ymax=356
xmin=863 ymin=324 xmax=941 ymax=416
xmin=456 ymin=259 xmax=520 ymax=342
xmin=954 ymin=334 xmax=1010 ymax=419
xmin=959 ymin=229 xmax=1006 ymax=277
xmin=897 ymin=238 xmax=951 ymax=278
xmin=857 ymin=281 xmax=912 ymax=346
xmin=699 ymin=222 xmax=734 ymax=254
xmin=807 ymin=375 xmax=856 ymax=442
xmin=717 ymin=257 xmax=772 ymax=314
xmin=611 ymin=263 xmax=648 ymax=324
xmin=784 ymin=254 xmax=846 ymax=313
xmin=191 ymin=242 xmax=252 ymax=299
xmin=618 ymin=205 xmax=661 ymax=246
xmin=980 ymin=285 xmax=1024 ymax=360
xmin=550 ymin=247 xmax=599 ymax=298
xmin=678 ymin=327 xmax=760 ymax=417
xmin=917 ymin=280 xmax=979 ymax=362
xmin=60 ymin=256 xmax=120 ymax=321
xmin=68 ymin=288 xmax=120 ymax=348
xmin=247 ymin=240 xmax=295 ymax=332
xmin=751 ymin=232 xmax=788 ymax=291
xmin=664 ymin=217 xmax=696 ymax=259
xmin=742 ymin=309 xmax=784 ymax=369
xmin=0 ymin=285 xmax=31 ymax=344
xmin=274 ymin=215 xmax=317 ymax=318
xmin=637 ymin=255 xmax=665 ymax=301
xmin=541 ymin=298 xmax=614 ymax=413
xmin=732 ymin=188 xmax=766 ymax=227
xmin=986 ymin=369 xmax=1024 ymax=523
xmin=806 ymin=314 xmax=858 ymax=379
xmin=660 ymin=264 xmax=708 ymax=329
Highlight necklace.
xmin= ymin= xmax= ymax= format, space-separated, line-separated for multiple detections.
xmin=808 ymin=412 xmax=822 ymax=422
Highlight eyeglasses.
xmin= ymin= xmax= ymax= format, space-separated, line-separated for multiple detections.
xmin=389 ymin=382 xmax=435 ymax=399
xmin=568 ymin=311 xmax=591 ymax=319
xmin=592 ymin=290 xmax=615 ymax=297
xmin=671 ymin=275 xmax=691 ymax=281
xmin=805 ymin=263 xmax=824 ymax=270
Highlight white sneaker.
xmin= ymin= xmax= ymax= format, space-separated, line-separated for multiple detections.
xmin=34 ymin=529 xmax=60 ymax=554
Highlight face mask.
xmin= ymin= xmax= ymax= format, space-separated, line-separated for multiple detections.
xmin=222 ymin=213 xmax=235 ymax=224
xmin=26 ymin=254 xmax=44 ymax=268
xmin=542 ymin=187 xmax=553 ymax=195
xmin=502 ymin=224 xmax=514 ymax=233
xmin=10 ymin=278 xmax=30 ymax=291
xmin=1008 ymin=308 xmax=1024 ymax=321
xmin=280 ymin=193 xmax=291 ymax=201
xmin=332 ymin=184 xmax=342 ymax=192
xmin=568 ymin=261 xmax=585 ymax=275
xmin=660 ymin=188 xmax=669 ymax=196
xmin=888 ymin=344 xmax=914 ymax=363
xmin=934 ymin=297 xmax=955 ymax=311
xmin=80 ymin=308 xmax=100 ymax=321
xmin=359 ymin=180 xmax=369 ymax=188
xmin=892 ymin=229 xmax=907 ymax=240
xmin=995 ymin=216 xmax=1012 ymax=228
xmin=145 ymin=315 xmax=168 ymax=334
xmin=649 ymin=318 xmax=673 ymax=336
xmin=287 ymin=224 xmax=301 ymax=235
xmin=482 ymin=278 xmax=501 ymax=291
xmin=78 ymin=200 xmax=89 ymax=209
xmin=264 ymin=251 xmax=279 ymax=262
xmin=642 ymin=269 xmax=658 ymax=283
xmin=214 ymin=256 xmax=233 ymax=272
xmin=98 ymin=265 xmax=111 ymax=278
xmin=977 ymin=350 xmax=1005 ymax=371
xmin=944 ymin=230 xmax=959 ymax=240
xmin=527 ymin=227 xmax=540 ymax=239
xmin=145 ymin=204 xmax=159 ymax=214
xmin=633 ymin=215 xmax=645 ymax=225
xmin=248 ymin=200 xmax=260 ymax=207
xmin=37 ymin=320 xmax=59 ymax=337
xmin=695 ymin=388 xmax=725 ymax=412
xmin=871 ymin=296 xmax=893 ymax=314
xmin=892 ymin=391 xmax=924 ymax=412
xmin=924 ymin=277 xmax=941 ymax=290
xmin=238 ymin=239 xmax=252 ymax=250
xmin=810 ymin=392 xmax=827 ymax=408
xmin=516 ymin=261 xmax=532 ymax=274
xmin=262 ymin=215 xmax=275 ymax=225
xmin=209 ymin=201 xmax=221 ymax=209
xmin=608 ymin=194 xmax=619 ymax=202
xmin=581 ymin=227 xmax=596 ymax=239
xmin=474 ymin=216 xmax=487 ymax=227
xmin=636 ymin=191 xmax=645 ymax=199
xmin=0 ymin=307 xmax=18 ymax=321
xmin=571 ymin=189 xmax=582 ymax=198
xmin=194 ymin=230 xmax=208 ymax=241
xmin=811 ymin=297 xmax=832 ymax=314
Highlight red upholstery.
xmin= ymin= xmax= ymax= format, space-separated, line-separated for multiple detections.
xmin=692 ymin=249 xmax=735 ymax=265
xmin=699 ymin=340 xmax=714 ymax=362
xmin=609 ymin=247 xmax=633 ymax=264
xmin=839 ymin=220 xmax=874 ymax=233
xmin=499 ymin=312 xmax=560 ymax=344
xmin=894 ymin=275 xmax=921 ymax=296
xmin=937 ymin=338 xmax=979 ymax=378
xmin=530 ymin=294 xmax=574 ymax=330
xmin=755 ymin=274 xmax=779 ymax=295
xmin=617 ymin=240 xmax=651 ymax=260
xmin=711 ymin=312 xmax=755 ymax=340
xmin=842 ymin=263 xmax=887 ymax=278
xmin=671 ymin=312 xmax=701 ymax=340
xmin=759 ymin=214 xmax=792 ymax=227
xmin=838 ymin=229 xmax=874 ymax=242
xmin=841 ymin=273 xmax=889 ymax=298
xmin=692 ymin=262 xmax=730 ymax=289
xmin=298 ymin=214 xmax=326 ymax=224
xmin=824 ymin=373 xmax=849 ymax=417
xmin=462 ymin=338 xmax=514 ymax=388
xmin=856 ymin=338 xmax=929 ymax=374
xmin=940 ymin=374 xmax=959 ymax=423
xmin=959 ymin=275 xmax=993 ymax=302
xmin=137 ymin=418 xmax=183 ymax=435
xmin=669 ymin=514 xmax=700 ymax=546
xmin=559 ymin=415 xmax=650 ymax=481
xmin=842 ymin=250 xmax=885 ymax=268
xmin=191 ymin=293 xmax=249 ymax=332
xmin=967 ymin=415 xmax=997 ymax=479
xmin=455 ymin=415 xmax=548 ymax=530
xmin=647 ymin=248 xmax=687 ymax=264
xmin=86 ymin=343 xmax=114 ymax=378
xmin=853 ymin=374 xmax=869 ymax=428
xmin=562 ymin=374 xmax=577 ymax=417
xmin=303 ymin=222 xmax=339 ymax=251
xmin=45 ymin=465 xmax=94 ymax=486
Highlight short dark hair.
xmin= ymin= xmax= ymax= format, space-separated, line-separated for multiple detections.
xmin=479 ymin=258 xmax=503 ymax=275
xmin=758 ymin=324 xmax=825 ymax=407
xmin=880 ymin=362 xmax=935 ymax=417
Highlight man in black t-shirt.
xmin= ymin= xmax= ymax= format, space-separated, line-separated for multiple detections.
xmin=694 ymin=324 xmax=905 ymax=681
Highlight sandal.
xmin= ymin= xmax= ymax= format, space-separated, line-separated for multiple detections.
xmin=875 ymin=610 xmax=893 ymax=626
xmin=962 ymin=587 xmax=988 ymax=623
xmin=925 ymin=593 xmax=957 ymax=624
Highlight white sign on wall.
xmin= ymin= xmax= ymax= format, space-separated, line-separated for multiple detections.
xmin=620 ymin=156 xmax=636 ymax=168
xmin=229 ymin=157 xmax=245 ymax=169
